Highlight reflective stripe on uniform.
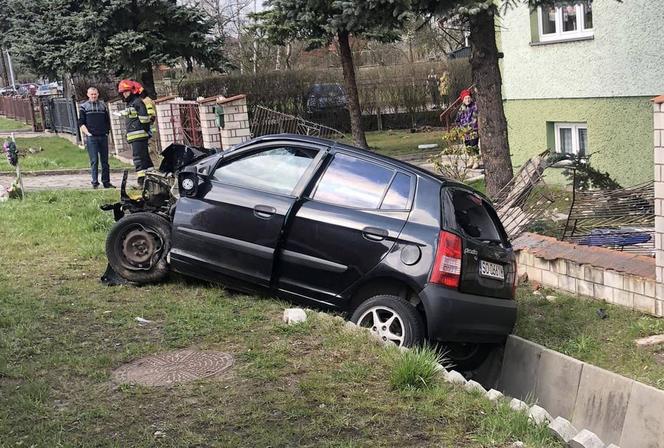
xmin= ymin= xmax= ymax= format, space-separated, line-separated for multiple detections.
xmin=126 ymin=107 xmax=138 ymax=118
xmin=127 ymin=130 xmax=149 ymax=141
xmin=137 ymin=170 xmax=146 ymax=178
xmin=138 ymin=115 xmax=151 ymax=124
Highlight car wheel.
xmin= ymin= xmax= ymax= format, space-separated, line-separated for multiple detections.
xmin=440 ymin=342 xmax=493 ymax=371
xmin=105 ymin=212 xmax=171 ymax=284
xmin=351 ymin=295 xmax=424 ymax=347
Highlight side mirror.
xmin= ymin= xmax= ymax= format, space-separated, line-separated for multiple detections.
xmin=178 ymin=165 xmax=207 ymax=198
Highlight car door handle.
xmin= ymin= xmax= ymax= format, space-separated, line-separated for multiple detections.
xmin=362 ymin=226 xmax=389 ymax=241
xmin=254 ymin=204 xmax=276 ymax=219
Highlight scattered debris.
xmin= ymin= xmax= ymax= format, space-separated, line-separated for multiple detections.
xmin=153 ymin=431 xmax=166 ymax=438
xmin=596 ymin=308 xmax=608 ymax=320
xmin=135 ymin=317 xmax=152 ymax=324
xmin=283 ymin=308 xmax=307 ymax=325
xmin=634 ymin=334 xmax=664 ymax=347
xmin=509 ymin=442 xmax=525 ymax=448
xmin=418 ymin=143 xmax=439 ymax=150
xmin=545 ymin=295 xmax=557 ymax=303
xmin=533 ymin=290 xmax=542 ymax=296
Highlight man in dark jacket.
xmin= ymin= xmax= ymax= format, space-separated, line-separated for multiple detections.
xmin=79 ymin=87 xmax=115 ymax=189
xmin=117 ymin=79 xmax=153 ymax=185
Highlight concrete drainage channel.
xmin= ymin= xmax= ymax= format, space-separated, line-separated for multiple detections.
xmin=472 ymin=335 xmax=664 ymax=448
xmin=284 ymin=309 xmax=664 ymax=448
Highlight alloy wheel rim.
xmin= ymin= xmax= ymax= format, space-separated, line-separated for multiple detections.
xmin=357 ymin=306 xmax=405 ymax=346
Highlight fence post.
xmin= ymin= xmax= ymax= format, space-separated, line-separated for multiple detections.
xmin=28 ymin=96 xmax=37 ymax=132
xmin=71 ymin=96 xmax=81 ymax=144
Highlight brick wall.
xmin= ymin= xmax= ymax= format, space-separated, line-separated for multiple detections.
xmin=108 ymin=101 xmax=130 ymax=157
xmin=516 ymin=250 xmax=661 ymax=316
xmin=218 ymin=95 xmax=251 ymax=150
xmin=199 ymin=103 xmax=221 ymax=149
xmin=654 ymin=96 xmax=664 ymax=317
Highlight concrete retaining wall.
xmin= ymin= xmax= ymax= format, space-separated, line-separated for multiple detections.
xmin=515 ymin=240 xmax=662 ymax=317
xmin=499 ymin=335 xmax=664 ymax=447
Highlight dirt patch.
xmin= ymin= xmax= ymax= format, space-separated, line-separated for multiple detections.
xmin=112 ymin=349 xmax=234 ymax=387
xmin=654 ymin=351 xmax=664 ymax=366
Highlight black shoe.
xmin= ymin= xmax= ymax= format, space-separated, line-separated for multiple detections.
xmin=92 ymin=183 xmax=99 ymax=189
xmin=103 ymin=183 xmax=116 ymax=189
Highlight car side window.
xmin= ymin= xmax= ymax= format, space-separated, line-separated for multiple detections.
xmin=212 ymin=146 xmax=317 ymax=195
xmin=381 ymin=172 xmax=412 ymax=210
xmin=449 ymin=189 xmax=503 ymax=242
xmin=312 ymin=153 xmax=394 ymax=209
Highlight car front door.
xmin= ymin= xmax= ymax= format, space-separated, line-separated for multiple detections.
xmin=170 ymin=143 xmax=324 ymax=287
xmin=277 ymin=151 xmax=414 ymax=307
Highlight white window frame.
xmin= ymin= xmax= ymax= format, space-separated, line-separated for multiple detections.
xmin=554 ymin=122 xmax=588 ymax=155
xmin=537 ymin=2 xmax=593 ymax=42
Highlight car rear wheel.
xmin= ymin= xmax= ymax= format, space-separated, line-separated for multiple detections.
xmin=105 ymin=212 xmax=171 ymax=284
xmin=440 ymin=342 xmax=493 ymax=371
xmin=351 ymin=295 xmax=424 ymax=348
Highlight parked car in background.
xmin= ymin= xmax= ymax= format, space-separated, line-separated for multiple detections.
xmin=0 ymin=86 xmax=19 ymax=96
xmin=103 ymin=135 xmax=517 ymax=369
xmin=306 ymin=83 xmax=347 ymax=113
xmin=36 ymin=84 xmax=59 ymax=96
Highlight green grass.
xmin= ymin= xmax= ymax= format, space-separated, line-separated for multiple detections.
xmin=514 ymin=285 xmax=664 ymax=389
xmin=0 ymin=190 xmax=564 ymax=447
xmin=387 ymin=345 xmax=442 ymax=391
xmin=0 ymin=137 xmax=131 ymax=172
xmin=367 ymin=129 xmax=442 ymax=158
xmin=0 ymin=116 xmax=31 ymax=131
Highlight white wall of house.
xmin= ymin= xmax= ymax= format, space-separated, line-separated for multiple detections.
xmin=500 ymin=0 xmax=664 ymax=100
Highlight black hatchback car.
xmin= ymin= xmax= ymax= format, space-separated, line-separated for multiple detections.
xmin=105 ymin=135 xmax=516 ymax=367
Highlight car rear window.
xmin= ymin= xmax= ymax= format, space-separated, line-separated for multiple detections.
xmin=448 ymin=189 xmax=503 ymax=242
xmin=312 ymin=153 xmax=394 ymax=209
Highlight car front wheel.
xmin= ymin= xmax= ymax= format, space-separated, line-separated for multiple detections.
xmin=105 ymin=212 xmax=171 ymax=284
xmin=351 ymin=295 xmax=424 ymax=348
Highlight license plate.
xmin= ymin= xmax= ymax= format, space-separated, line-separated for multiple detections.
xmin=479 ymin=260 xmax=504 ymax=280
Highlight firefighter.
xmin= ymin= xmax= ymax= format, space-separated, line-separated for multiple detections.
xmin=117 ymin=79 xmax=153 ymax=185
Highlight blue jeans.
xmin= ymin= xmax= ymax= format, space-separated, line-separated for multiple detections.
xmin=86 ymin=135 xmax=110 ymax=186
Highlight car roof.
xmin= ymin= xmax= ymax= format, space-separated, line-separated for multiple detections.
xmin=236 ymin=133 xmax=458 ymax=185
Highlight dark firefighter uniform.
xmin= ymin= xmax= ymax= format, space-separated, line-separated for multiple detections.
xmin=118 ymin=79 xmax=153 ymax=183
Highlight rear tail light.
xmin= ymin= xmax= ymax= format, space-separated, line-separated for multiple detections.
xmin=430 ymin=231 xmax=462 ymax=288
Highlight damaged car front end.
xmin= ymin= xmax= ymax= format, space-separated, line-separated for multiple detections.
xmin=100 ymin=144 xmax=216 ymax=284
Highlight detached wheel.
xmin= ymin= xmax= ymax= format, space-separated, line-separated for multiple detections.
xmin=105 ymin=212 xmax=171 ymax=284
xmin=351 ymin=295 xmax=424 ymax=347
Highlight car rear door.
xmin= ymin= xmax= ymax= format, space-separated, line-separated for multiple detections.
xmin=277 ymin=151 xmax=414 ymax=306
xmin=170 ymin=143 xmax=324 ymax=287
xmin=443 ymin=187 xmax=515 ymax=299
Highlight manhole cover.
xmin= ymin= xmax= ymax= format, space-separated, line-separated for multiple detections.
xmin=112 ymin=349 xmax=234 ymax=387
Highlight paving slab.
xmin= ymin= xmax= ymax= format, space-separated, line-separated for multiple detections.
xmin=499 ymin=335 xmax=542 ymax=401
xmin=569 ymin=429 xmax=606 ymax=448
xmin=548 ymin=416 xmax=578 ymax=443
xmin=619 ymin=381 xmax=664 ymax=448
xmin=572 ymin=364 xmax=634 ymax=445
xmin=535 ymin=347 xmax=584 ymax=419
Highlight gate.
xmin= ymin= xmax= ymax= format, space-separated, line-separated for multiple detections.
xmin=49 ymin=97 xmax=79 ymax=135
xmin=169 ymin=101 xmax=203 ymax=147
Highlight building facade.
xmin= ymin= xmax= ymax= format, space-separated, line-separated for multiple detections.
xmin=499 ymin=0 xmax=664 ymax=186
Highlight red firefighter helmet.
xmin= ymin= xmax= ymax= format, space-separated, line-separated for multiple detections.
xmin=117 ymin=79 xmax=134 ymax=94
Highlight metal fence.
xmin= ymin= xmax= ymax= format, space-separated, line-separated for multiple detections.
xmin=251 ymin=105 xmax=346 ymax=140
xmin=48 ymin=97 xmax=79 ymax=136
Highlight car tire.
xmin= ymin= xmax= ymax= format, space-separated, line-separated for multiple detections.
xmin=105 ymin=212 xmax=171 ymax=284
xmin=440 ymin=342 xmax=493 ymax=371
xmin=351 ymin=295 xmax=424 ymax=348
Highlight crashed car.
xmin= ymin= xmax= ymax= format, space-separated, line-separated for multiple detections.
xmin=103 ymin=135 xmax=516 ymax=368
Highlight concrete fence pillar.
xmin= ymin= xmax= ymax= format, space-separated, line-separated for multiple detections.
xmin=653 ymin=95 xmax=664 ymax=317
xmin=198 ymin=97 xmax=222 ymax=149
xmin=217 ymin=95 xmax=251 ymax=150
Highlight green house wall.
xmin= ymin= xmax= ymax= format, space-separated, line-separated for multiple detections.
xmin=504 ymin=97 xmax=654 ymax=186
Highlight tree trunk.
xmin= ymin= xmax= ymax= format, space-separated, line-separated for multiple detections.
xmin=139 ymin=66 xmax=157 ymax=98
xmin=0 ymin=48 xmax=8 ymax=87
xmin=337 ymin=31 xmax=368 ymax=149
xmin=468 ymin=9 xmax=514 ymax=198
